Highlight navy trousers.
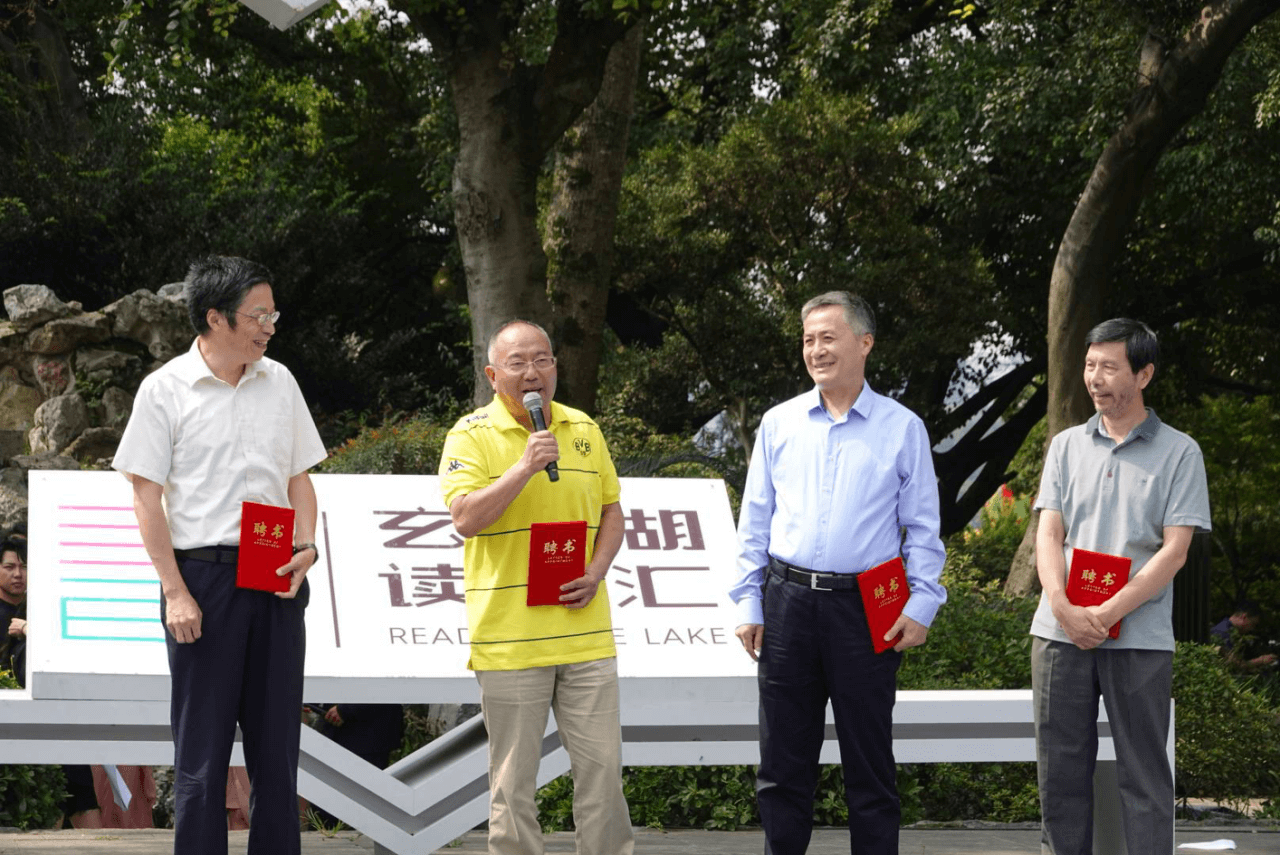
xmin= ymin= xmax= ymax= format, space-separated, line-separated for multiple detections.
xmin=162 ymin=557 xmax=308 ymax=855
xmin=757 ymin=571 xmax=902 ymax=855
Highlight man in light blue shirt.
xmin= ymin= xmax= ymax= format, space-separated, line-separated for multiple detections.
xmin=731 ymin=291 xmax=946 ymax=855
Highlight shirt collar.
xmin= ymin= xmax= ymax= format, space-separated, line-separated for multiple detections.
xmin=806 ymin=382 xmax=877 ymax=422
xmin=484 ymin=396 xmax=568 ymax=431
xmin=175 ymin=337 xmax=268 ymax=388
xmin=1087 ymin=407 xmax=1161 ymax=445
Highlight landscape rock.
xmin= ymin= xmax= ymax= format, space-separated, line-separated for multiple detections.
xmin=103 ymin=289 xmax=192 ymax=362
xmin=32 ymin=355 xmax=72 ymax=398
xmin=75 ymin=349 xmax=144 ymax=391
xmin=0 ymin=381 xmax=43 ymax=432
xmin=10 ymin=452 xmax=81 ymax=471
xmin=64 ymin=426 xmax=123 ymax=462
xmin=0 ymin=467 xmax=27 ymax=531
xmin=26 ymin=312 xmax=111 ymax=355
xmin=4 ymin=284 xmax=78 ymax=332
xmin=28 ymin=392 xmax=89 ymax=455
xmin=0 ymin=429 xmax=23 ymax=464
xmin=101 ymin=386 xmax=135 ymax=429
xmin=158 ymin=282 xmax=186 ymax=301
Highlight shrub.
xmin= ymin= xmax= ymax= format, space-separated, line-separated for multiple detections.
xmin=942 ymin=489 xmax=1033 ymax=589
xmin=897 ymin=576 xmax=1037 ymax=691
xmin=0 ymin=670 xmax=66 ymax=829
xmin=321 ymin=416 xmax=455 ymax=475
xmin=1172 ymin=641 xmax=1280 ymax=809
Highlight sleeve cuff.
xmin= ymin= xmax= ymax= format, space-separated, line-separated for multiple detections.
xmin=903 ymin=596 xmax=940 ymax=629
xmin=735 ymin=595 xmax=763 ymax=627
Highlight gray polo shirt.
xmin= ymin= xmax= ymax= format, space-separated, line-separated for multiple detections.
xmin=1031 ymin=409 xmax=1211 ymax=651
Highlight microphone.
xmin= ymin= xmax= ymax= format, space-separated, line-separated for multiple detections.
xmin=522 ymin=391 xmax=559 ymax=482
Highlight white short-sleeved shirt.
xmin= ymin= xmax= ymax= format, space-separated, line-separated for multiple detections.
xmin=1031 ymin=409 xmax=1211 ymax=651
xmin=112 ymin=339 xmax=328 ymax=549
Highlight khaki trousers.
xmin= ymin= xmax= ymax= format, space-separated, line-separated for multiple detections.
xmin=476 ymin=657 xmax=634 ymax=855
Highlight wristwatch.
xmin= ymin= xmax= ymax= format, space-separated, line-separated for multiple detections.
xmin=293 ymin=542 xmax=320 ymax=564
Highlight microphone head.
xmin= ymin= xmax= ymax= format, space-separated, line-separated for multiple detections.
xmin=522 ymin=391 xmax=544 ymax=412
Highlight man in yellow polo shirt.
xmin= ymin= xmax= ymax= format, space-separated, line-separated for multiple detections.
xmin=439 ymin=319 xmax=632 ymax=855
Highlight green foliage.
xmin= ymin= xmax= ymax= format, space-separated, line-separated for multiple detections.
xmin=321 ymin=416 xmax=458 ymax=476
xmin=615 ymin=86 xmax=994 ymax=450
xmin=1172 ymin=642 xmax=1280 ymax=808
xmin=1166 ymin=396 xmax=1280 ymax=621
xmin=898 ymin=579 xmax=1036 ymax=692
xmin=912 ymin=763 xmax=1040 ymax=823
xmin=941 ymin=490 xmax=1033 ymax=589
xmin=3 ymin=1 xmax=471 ymax=442
xmin=0 ymin=670 xmax=66 ymax=829
xmin=1006 ymin=417 xmax=1047 ymax=499
xmin=0 ymin=763 xmax=66 ymax=830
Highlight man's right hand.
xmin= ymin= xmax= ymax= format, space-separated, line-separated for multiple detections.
xmin=736 ymin=624 xmax=763 ymax=661
xmin=165 ymin=590 xmax=203 ymax=644
xmin=1051 ymin=593 xmax=1108 ymax=650
xmin=520 ymin=430 xmax=560 ymax=476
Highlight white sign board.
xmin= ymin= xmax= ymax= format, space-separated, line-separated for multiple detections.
xmin=27 ymin=471 xmax=752 ymax=699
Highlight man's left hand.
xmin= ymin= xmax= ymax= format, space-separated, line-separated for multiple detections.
xmin=7 ymin=617 xmax=25 ymax=637
xmin=887 ymin=614 xmax=928 ymax=652
xmin=275 ymin=547 xmax=316 ymax=599
xmin=560 ymin=571 xmax=604 ymax=609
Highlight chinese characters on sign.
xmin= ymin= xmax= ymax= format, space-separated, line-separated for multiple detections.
xmin=373 ymin=506 xmax=718 ymax=611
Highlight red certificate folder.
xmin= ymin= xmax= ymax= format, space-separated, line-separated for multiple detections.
xmin=236 ymin=501 xmax=294 ymax=593
xmin=857 ymin=557 xmax=910 ymax=654
xmin=1065 ymin=548 xmax=1131 ymax=640
xmin=527 ymin=520 xmax=587 ymax=606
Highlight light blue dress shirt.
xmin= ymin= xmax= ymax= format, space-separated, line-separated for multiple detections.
xmin=731 ymin=384 xmax=947 ymax=628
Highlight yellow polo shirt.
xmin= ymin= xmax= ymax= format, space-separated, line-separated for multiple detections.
xmin=439 ymin=399 xmax=620 ymax=670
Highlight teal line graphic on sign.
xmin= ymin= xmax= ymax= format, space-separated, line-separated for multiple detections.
xmin=60 ymin=596 xmax=164 ymax=643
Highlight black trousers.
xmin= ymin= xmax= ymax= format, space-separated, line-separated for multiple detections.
xmin=162 ymin=557 xmax=308 ymax=855
xmin=757 ymin=570 xmax=902 ymax=855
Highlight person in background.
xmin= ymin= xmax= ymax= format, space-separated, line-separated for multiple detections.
xmin=0 ymin=536 xmax=26 ymax=679
xmin=1210 ymin=601 xmax=1277 ymax=671
xmin=309 ymin=703 xmax=406 ymax=828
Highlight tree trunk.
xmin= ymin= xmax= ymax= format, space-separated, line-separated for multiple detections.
xmin=408 ymin=2 xmax=642 ymax=407
xmin=0 ymin=3 xmax=90 ymax=146
xmin=1005 ymin=0 xmax=1280 ymax=596
xmin=543 ymin=23 xmax=644 ymax=412
xmin=447 ymin=40 xmax=552 ymax=406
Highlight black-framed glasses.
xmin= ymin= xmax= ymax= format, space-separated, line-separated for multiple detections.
xmin=495 ymin=356 xmax=556 ymax=374
xmin=234 ymin=310 xmax=280 ymax=326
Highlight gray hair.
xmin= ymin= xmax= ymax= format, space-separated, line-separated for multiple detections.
xmin=486 ymin=319 xmax=553 ymax=365
xmin=800 ymin=291 xmax=875 ymax=336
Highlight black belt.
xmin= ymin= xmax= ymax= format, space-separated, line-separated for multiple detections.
xmin=174 ymin=545 xmax=240 ymax=565
xmin=768 ymin=556 xmax=857 ymax=591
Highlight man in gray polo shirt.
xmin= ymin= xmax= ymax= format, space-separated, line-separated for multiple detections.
xmin=1030 ymin=318 xmax=1210 ymax=855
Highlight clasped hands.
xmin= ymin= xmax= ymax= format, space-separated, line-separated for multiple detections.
xmin=1051 ymin=592 xmax=1114 ymax=650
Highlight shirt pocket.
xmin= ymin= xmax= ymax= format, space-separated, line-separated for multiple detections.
xmin=261 ymin=413 xmax=295 ymax=475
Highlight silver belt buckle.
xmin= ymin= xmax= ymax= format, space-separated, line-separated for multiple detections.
xmin=810 ymin=572 xmax=824 ymax=591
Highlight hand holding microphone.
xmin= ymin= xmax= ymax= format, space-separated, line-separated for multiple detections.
xmin=522 ymin=391 xmax=559 ymax=482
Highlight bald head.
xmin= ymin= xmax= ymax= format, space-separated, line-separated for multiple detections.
xmin=487 ymin=320 xmax=552 ymax=365
xmin=485 ymin=320 xmax=558 ymax=423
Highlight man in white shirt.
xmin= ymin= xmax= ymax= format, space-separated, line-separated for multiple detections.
xmin=113 ymin=256 xmax=327 ymax=855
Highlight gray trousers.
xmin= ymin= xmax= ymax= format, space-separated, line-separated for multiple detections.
xmin=1031 ymin=637 xmax=1173 ymax=855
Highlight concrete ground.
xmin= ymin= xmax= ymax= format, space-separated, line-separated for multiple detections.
xmin=0 ymin=824 xmax=1277 ymax=854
